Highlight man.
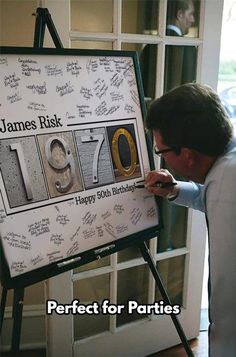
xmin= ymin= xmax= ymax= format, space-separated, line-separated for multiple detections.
xmin=165 ymin=0 xmax=197 ymax=91
xmin=166 ymin=0 xmax=195 ymax=36
xmin=145 ymin=83 xmax=236 ymax=356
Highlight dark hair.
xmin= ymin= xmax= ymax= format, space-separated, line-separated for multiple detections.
xmin=167 ymin=0 xmax=193 ymax=21
xmin=145 ymin=83 xmax=233 ymax=156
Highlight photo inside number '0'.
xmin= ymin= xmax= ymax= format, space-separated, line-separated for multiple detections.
xmin=2 ymin=0 xmax=230 ymax=355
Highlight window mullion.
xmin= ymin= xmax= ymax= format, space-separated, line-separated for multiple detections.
xmin=158 ymin=0 xmax=167 ymax=37
xmin=113 ymin=0 xmax=121 ymax=36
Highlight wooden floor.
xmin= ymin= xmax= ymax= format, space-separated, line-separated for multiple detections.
xmin=151 ymin=331 xmax=208 ymax=357
xmin=1 ymin=331 xmax=208 ymax=357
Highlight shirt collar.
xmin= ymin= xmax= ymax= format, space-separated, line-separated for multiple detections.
xmin=166 ymin=24 xmax=182 ymax=36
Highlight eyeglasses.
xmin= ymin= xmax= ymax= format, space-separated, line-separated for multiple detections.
xmin=154 ymin=146 xmax=181 ymax=157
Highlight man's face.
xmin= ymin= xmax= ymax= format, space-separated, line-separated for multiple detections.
xmin=153 ymin=130 xmax=197 ymax=181
xmin=178 ymin=2 xmax=195 ymax=35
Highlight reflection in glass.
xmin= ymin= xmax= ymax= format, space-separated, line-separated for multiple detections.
xmin=117 ymin=265 xmax=149 ymax=326
xmin=118 ymin=240 xmax=151 ymax=263
xmin=155 ymin=255 xmax=185 ymax=305
xmin=0 ymin=0 xmax=37 ymax=46
xmin=166 ymin=0 xmax=200 ymax=38
xmin=73 ymin=255 xmax=110 ymax=273
xmin=122 ymin=0 xmax=159 ymax=35
xmin=2 ymin=281 xmax=44 ymax=307
xmin=157 ymin=200 xmax=188 ymax=252
xmin=122 ymin=43 xmax=157 ymax=101
xmin=161 ymin=44 xmax=197 ymax=254
xmin=71 ymin=0 xmax=113 ymax=33
xmin=73 ymin=274 xmax=110 ymax=339
xmin=118 ymin=245 xmax=141 ymax=263
xmin=71 ymin=40 xmax=113 ymax=50
xmin=164 ymin=45 xmax=197 ymax=92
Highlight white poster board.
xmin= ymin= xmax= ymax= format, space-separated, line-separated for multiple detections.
xmin=0 ymin=48 xmax=159 ymax=281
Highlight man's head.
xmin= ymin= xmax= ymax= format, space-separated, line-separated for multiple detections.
xmin=167 ymin=0 xmax=195 ymax=35
xmin=146 ymin=83 xmax=233 ymax=183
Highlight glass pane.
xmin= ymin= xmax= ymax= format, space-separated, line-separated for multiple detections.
xmin=122 ymin=0 xmax=159 ymax=35
xmin=162 ymin=43 xmax=197 ymax=253
xmin=117 ymin=240 xmax=151 ymax=263
xmin=71 ymin=0 xmax=113 ymax=33
xmin=73 ymin=274 xmax=110 ymax=339
xmin=157 ymin=199 xmax=188 ymax=253
xmin=122 ymin=43 xmax=158 ymax=101
xmin=73 ymin=255 xmax=110 ymax=273
xmin=1 ymin=281 xmax=44 ymax=307
xmin=155 ymin=255 xmax=185 ymax=305
xmin=164 ymin=45 xmax=197 ymax=92
xmin=117 ymin=245 xmax=141 ymax=262
xmin=117 ymin=265 xmax=149 ymax=326
xmin=0 ymin=0 xmax=37 ymax=46
xmin=71 ymin=40 xmax=113 ymax=50
xmin=166 ymin=0 xmax=200 ymax=38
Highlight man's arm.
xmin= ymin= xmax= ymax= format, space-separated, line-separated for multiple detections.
xmin=145 ymin=169 xmax=206 ymax=212
xmin=173 ymin=180 xmax=206 ymax=212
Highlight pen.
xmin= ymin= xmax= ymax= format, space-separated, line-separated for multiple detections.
xmin=136 ymin=181 xmax=177 ymax=189
xmin=57 ymin=256 xmax=81 ymax=268
xmin=94 ymin=244 xmax=116 ymax=255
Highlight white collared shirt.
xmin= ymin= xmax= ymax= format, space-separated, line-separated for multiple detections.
xmin=173 ymin=138 xmax=236 ymax=356
xmin=166 ymin=24 xmax=182 ymax=36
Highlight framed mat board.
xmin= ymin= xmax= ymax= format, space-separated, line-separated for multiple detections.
xmin=0 ymin=47 xmax=160 ymax=288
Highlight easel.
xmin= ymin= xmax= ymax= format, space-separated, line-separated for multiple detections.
xmin=0 ymin=7 xmax=63 ymax=354
xmin=0 ymin=8 xmax=194 ymax=357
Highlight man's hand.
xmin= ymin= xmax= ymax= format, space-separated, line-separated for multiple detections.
xmin=145 ymin=169 xmax=179 ymax=199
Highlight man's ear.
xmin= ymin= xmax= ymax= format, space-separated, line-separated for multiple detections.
xmin=181 ymin=148 xmax=196 ymax=168
xmin=176 ymin=9 xmax=184 ymax=21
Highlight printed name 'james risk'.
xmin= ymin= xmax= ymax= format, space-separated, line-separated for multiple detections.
xmin=0 ymin=114 xmax=63 ymax=133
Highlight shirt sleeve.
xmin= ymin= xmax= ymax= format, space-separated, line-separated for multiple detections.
xmin=171 ymin=181 xmax=206 ymax=212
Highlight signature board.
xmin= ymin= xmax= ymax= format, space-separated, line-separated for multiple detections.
xmin=0 ymin=47 xmax=160 ymax=286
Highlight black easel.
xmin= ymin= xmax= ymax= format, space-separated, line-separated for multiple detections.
xmin=33 ymin=7 xmax=63 ymax=48
xmin=139 ymin=242 xmax=194 ymax=356
xmin=0 ymin=7 xmax=63 ymax=354
xmin=0 ymin=8 xmax=193 ymax=357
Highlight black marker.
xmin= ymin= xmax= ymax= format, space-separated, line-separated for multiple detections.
xmin=136 ymin=181 xmax=177 ymax=189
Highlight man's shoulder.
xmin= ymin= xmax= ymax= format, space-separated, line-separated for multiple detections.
xmin=206 ymin=143 xmax=236 ymax=202
xmin=166 ymin=25 xmax=182 ymax=36
xmin=166 ymin=28 xmax=179 ymax=36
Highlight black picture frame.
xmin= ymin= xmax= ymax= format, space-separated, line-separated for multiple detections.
xmin=0 ymin=46 xmax=161 ymax=289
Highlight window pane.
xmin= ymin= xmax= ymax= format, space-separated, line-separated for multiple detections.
xmin=117 ymin=265 xmax=149 ymax=326
xmin=117 ymin=245 xmax=141 ymax=262
xmin=73 ymin=274 xmax=110 ymax=339
xmin=164 ymin=45 xmax=197 ymax=92
xmin=161 ymin=43 xmax=197 ymax=253
xmin=155 ymin=255 xmax=185 ymax=305
xmin=122 ymin=43 xmax=158 ymax=101
xmin=122 ymin=0 xmax=159 ymax=35
xmin=71 ymin=0 xmax=113 ymax=33
xmin=1 ymin=281 xmax=44 ymax=307
xmin=117 ymin=240 xmax=151 ymax=263
xmin=71 ymin=40 xmax=113 ymax=50
xmin=0 ymin=0 xmax=37 ymax=46
xmin=157 ymin=199 xmax=188 ymax=253
xmin=166 ymin=0 xmax=200 ymax=38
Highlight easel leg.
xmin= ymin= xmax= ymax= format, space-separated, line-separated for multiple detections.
xmin=33 ymin=7 xmax=63 ymax=48
xmin=11 ymin=288 xmax=24 ymax=352
xmin=139 ymin=241 xmax=194 ymax=357
xmin=33 ymin=7 xmax=47 ymax=48
xmin=0 ymin=286 xmax=7 ymax=334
